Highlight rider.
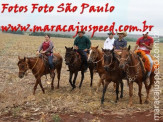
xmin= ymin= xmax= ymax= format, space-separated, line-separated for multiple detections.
xmin=74 ymin=30 xmax=91 ymax=71
xmin=133 ymin=32 xmax=154 ymax=83
xmin=113 ymin=31 xmax=127 ymax=51
xmin=36 ymin=34 xmax=55 ymax=77
xmin=103 ymin=32 xmax=115 ymax=50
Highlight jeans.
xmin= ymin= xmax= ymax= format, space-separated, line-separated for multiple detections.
xmin=146 ymin=54 xmax=153 ymax=77
xmin=77 ymin=49 xmax=88 ymax=66
xmin=48 ymin=55 xmax=54 ymax=69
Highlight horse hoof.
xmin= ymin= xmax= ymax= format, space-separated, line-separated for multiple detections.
xmin=127 ymin=104 xmax=132 ymax=107
xmin=144 ymin=100 xmax=149 ymax=104
xmin=120 ymin=95 xmax=123 ymax=98
xmin=51 ymin=87 xmax=54 ymax=90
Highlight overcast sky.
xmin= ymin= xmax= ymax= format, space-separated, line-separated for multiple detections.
xmin=0 ymin=0 xmax=162 ymax=35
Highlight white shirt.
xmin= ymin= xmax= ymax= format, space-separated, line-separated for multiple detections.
xmin=103 ymin=37 xmax=115 ymax=50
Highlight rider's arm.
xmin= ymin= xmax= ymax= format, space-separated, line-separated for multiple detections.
xmin=45 ymin=41 xmax=54 ymax=53
xmin=124 ymin=40 xmax=127 ymax=48
xmin=142 ymin=37 xmax=154 ymax=50
xmin=86 ymin=37 xmax=91 ymax=49
xmin=143 ymin=43 xmax=153 ymax=50
xmin=133 ymin=38 xmax=141 ymax=52
xmin=133 ymin=44 xmax=139 ymax=52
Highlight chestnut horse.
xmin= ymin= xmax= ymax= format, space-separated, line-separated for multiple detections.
xmin=65 ymin=47 xmax=94 ymax=90
xmin=119 ymin=45 xmax=154 ymax=106
xmin=17 ymin=53 xmax=63 ymax=95
xmin=88 ymin=46 xmax=124 ymax=103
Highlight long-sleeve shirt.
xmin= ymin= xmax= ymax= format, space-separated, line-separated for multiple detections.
xmin=113 ymin=38 xmax=127 ymax=50
xmin=103 ymin=37 xmax=115 ymax=50
xmin=136 ymin=36 xmax=154 ymax=54
xmin=38 ymin=40 xmax=54 ymax=56
xmin=74 ymin=36 xmax=91 ymax=50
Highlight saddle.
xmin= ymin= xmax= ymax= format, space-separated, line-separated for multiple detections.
xmin=39 ymin=54 xmax=57 ymax=69
xmin=135 ymin=50 xmax=159 ymax=72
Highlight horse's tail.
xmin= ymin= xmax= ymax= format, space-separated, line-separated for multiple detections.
xmin=56 ymin=55 xmax=63 ymax=82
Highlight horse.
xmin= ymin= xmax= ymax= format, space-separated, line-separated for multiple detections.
xmin=88 ymin=46 xmax=124 ymax=103
xmin=17 ymin=53 xmax=63 ymax=95
xmin=99 ymin=48 xmax=124 ymax=104
xmin=64 ymin=47 xmax=94 ymax=90
xmin=118 ymin=45 xmax=154 ymax=106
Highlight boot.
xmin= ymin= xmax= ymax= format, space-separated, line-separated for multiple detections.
xmin=50 ymin=69 xmax=55 ymax=78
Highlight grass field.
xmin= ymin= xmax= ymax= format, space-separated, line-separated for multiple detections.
xmin=0 ymin=33 xmax=162 ymax=121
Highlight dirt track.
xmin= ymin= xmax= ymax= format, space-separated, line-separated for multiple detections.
xmin=0 ymin=33 xmax=162 ymax=121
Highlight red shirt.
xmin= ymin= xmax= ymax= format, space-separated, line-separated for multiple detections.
xmin=136 ymin=36 xmax=154 ymax=54
xmin=42 ymin=41 xmax=51 ymax=56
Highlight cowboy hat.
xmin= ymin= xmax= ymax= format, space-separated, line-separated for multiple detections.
xmin=117 ymin=31 xmax=127 ymax=37
xmin=142 ymin=31 xmax=148 ymax=35
xmin=107 ymin=32 xmax=114 ymax=35
xmin=77 ymin=30 xmax=85 ymax=34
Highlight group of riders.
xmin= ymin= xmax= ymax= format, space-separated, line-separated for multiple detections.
xmin=36 ymin=30 xmax=154 ymax=83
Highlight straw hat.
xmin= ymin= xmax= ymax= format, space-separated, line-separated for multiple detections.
xmin=117 ymin=31 xmax=127 ymax=37
xmin=77 ymin=30 xmax=85 ymax=34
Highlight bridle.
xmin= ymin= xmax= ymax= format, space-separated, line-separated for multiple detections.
xmin=103 ymin=52 xmax=113 ymax=68
xmin=91 ymin=56 xmax=103 ymax=64
xmin=119 ymin=51 xmax=141 ymax=82
xmin=19 ymin=55 xmax=44 ymax=76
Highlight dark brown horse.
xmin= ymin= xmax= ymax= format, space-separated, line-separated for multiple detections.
xmin=17 ymin=53 xmax=63 ymax=95
xmin=88 ymin=46 xmax=124 ymax=103
xmin=119 ymin=45 xmax=154 ymax=106
xmin=100 ymin=48 xmax=124 ymax=104
xmin=65 ymin=47 xmax=94 ymax=90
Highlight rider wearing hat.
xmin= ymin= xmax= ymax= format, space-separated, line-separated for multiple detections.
xmin=74 ymin=30 xmax=91 ymax=71
xmin=103 ymin=32 xmax=115 ymax=50
xmin=113 ymin=31 xmax=127 ymax=51
xmin=133 ymin=32 xmax=154 ymax=83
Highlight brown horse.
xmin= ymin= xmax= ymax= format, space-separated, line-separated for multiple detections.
xmin=88 ymin=46 xmax=124 ymax=103
xmin=17 ymin=53 xmax=63 ymax=95
xmin=101 ymin=48 xmax=124 ymax=103
xmin=65 ymin=47 xmax=94 ymax=90
xmin=119 ymin=45 xmax=154 ymax=106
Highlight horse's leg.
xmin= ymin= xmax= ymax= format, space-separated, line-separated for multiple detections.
xmin=115 ymin=81 xmax=119 ymax=103
xmin=51 ymin=72 xmax=55 ymax=90
xmin=138 ymin=81 xmax=142 ymax=104
xmin=56 ymin=67 xmax=61 ymax=89
xmin=33 ymin=78 xmax=39 ymax=95
xmin=96 ymin=78 xmax=103 ymax=92
xmin=120 ymin=80 xmax=124 ymax=98
xmin=128 ymin=81 xmax=133 ymax=107
xmin=72 ymin=72 xmax=78 ymax=89
xmin=39 ymin=79 xmax=45 ymax=94
xmin=145 ymin=73 xmax=154 ymax=103
xmin=89 ymin=67 xmax=94 ymax=87
xmin=69 ymin=71 xmax=74 ymax=88
xmin=79 ymin=71 xmax=84 ymax=88
xmin=113 ymin=83 xmax=116 ymax=91
xmin=101 ymin=81 xmax=110 ymax=104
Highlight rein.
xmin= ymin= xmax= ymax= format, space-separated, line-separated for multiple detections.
xmin=122 ymin=52 xmax=140 ymax=82
xmin=91 ymin=56 xmax=103 ymax=64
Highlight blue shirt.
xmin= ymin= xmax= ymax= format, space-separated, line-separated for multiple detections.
xmin=113 ymin=38 xmax=127 ymax=49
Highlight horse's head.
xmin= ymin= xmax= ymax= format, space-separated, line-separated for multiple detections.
xmin=17 ymin=56 xmax=29 ymax=78
xmin=65 ymin=46 xmax=75 ymax=65
xmin=119 ymin=45 xmax=131 ymax=70
xmin=102 ymin=48 xmax=114 ymax=71
xmin=87 ymin=46 xmax=99 ymax=63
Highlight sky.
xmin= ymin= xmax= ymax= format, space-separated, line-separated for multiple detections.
xmin=0 ymin=0 xmax=162 ymax=35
